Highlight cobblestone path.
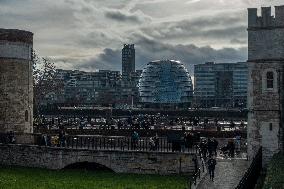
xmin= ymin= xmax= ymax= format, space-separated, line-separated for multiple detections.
xmin=197 ymin=157 xmax=248 ymax=189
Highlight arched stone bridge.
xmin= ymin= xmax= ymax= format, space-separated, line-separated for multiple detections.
xmin=0 ymin=144 xmax=196 ymax=175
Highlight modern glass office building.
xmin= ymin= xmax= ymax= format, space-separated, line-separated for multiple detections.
xmin=194 ymin=62 xmax=248 ymax=108
xmin=138 ymin=60 xmax=193 ymax=108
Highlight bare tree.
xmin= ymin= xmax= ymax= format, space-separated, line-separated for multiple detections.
xmin=32 ymin=51 xmax=64 ymax=116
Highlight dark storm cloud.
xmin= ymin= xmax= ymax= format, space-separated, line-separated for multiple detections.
xmin=104 ymin=9 xmax=151 ymax=23
xmin=76 ymin=35 xmax=247 ymax=74
xmin=105 ymin=10 xmax=141 ymax=23
xmin=141 ymin=13 xmax=247 ymax=42
xmin=75 ymin=48 xmax=121 ymax=71
xmin=3 ymin=0 xmax=271 ymax=72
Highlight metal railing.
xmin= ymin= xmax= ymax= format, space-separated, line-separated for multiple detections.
xmin=36 ymin=135 xmax=198 ymax=153
xmin=192 ymin=167 xmax=201 ymax=186
xmin=235 ymin=147 xmax=262 ymax=189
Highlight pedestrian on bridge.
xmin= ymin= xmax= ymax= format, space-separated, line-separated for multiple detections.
xmin=207 ymin=155 xmax=217 ymax=181
xmin=131 ymin=131 xmax=139 ymax=150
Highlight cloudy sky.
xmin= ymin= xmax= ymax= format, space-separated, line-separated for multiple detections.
xmin=0 ymin=0 xmax=283 ymax=74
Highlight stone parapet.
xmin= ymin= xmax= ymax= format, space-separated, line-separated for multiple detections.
xmin=0 ymin=144 xmax=196 ymax=175
xmin=0 ymin=29 xmax=33 ymax=44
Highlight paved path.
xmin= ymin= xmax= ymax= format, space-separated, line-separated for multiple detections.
xmin=196 ymin=156 xmax=248 ymax=189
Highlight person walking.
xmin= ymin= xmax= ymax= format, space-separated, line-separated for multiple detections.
xmin=207 ymin=138 xmax=214 ymax=157
xmin=131 ymin=131 xmax=139 ymax=150
xmin=207 ymin=155 xmax=217 ymax=181
xmin=235 ymin=133 xmax=241 ymax=153
xmin=212 ymin=138 xmax=219 ymax=156
xmin=228 ymin=139 xmax=235 ymax=158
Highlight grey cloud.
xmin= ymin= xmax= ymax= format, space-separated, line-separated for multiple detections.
xmin=104 ymin=9 xmax=151 ymax=23
xmin=230 ymin=38 xmax=247 ymax=45
xmin=141 ymin=13 xmax=247 ymax=42
xmin=75 ymin=36 xmax=247 ymax=74
xmin=75 ymin=31 xmax=120 ymax=48
xmin=75 ymin=48 xmax=121 ymax=71
xmin=105 ymin=10 xmax=140 ymax=22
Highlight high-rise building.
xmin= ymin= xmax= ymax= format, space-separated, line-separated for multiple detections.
xmin=42 ymin=69 xmax=121 ymax=106
xmin=247 ymin=6 xmax=284 ymax=165
xmin=122 ymin=44 xmax=135 ymax=78
xmin=194 ymin=62 xmax=247 ymax=108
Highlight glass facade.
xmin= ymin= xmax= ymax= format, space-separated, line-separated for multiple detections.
xmin=138 ymin=60 xmax=193 ymax=104
xmin=194 ymin=62 xmax=248 ymax=108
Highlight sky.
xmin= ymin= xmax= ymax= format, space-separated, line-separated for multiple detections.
xmin=0 ymin=0 xmax=283 ymax=74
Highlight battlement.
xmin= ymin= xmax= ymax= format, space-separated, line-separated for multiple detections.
xmin=0 ymin=28 xmax=33 ymax=44
xmin=248 ymin=5 xmax=284 ymax=28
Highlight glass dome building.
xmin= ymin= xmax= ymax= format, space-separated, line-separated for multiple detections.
xmin=138 ymin=60 xmax=193 ymax=107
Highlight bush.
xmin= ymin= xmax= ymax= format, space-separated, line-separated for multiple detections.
xmin=262 ymin=153 xmax=284 ymax=189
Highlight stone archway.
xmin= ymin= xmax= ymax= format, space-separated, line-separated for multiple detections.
xmin=63 ymin=161 xmax=114 ymax=172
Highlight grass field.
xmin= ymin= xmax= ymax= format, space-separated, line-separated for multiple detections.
xmin=0 ymin=166 xmax=189 ymax=189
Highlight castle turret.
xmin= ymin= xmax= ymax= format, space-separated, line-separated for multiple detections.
xmin=0 ymin=29 xmax=33 ymax=136
xmin=247 ymin=6 xmax=284 ymax=166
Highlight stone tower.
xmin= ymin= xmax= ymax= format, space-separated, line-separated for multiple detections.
xmin=247 ymin=6 xmax=284 ymax=166
xmin=0 ymin=29 xmax=33 ymax=135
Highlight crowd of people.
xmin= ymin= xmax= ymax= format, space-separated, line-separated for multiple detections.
xmin=196 ymin=136 xmax=243 ymax=182
xmin=34 ymin=114 xmax=246 ymax=132
xmin=40 ymin=130 xmax=66 ymax=147
xmin=199 ymin=138 xmax=219 ymax=159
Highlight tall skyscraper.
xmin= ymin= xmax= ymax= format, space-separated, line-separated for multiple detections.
xmin=122 ymin=44 xmax=135 ymax=78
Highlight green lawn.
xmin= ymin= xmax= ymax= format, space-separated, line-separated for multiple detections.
xmin=0 ymin=166 xmax=189 ymax=189
xmin=262 ymin=153 xmax=284 ymax=189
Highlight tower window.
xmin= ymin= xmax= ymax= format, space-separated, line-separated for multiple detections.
xmin=269 ymin=123 xmax=273 ymax=131
xmin=266 ymin=72 xmax=274 ymax=89
xmin=25 ymin=110 xmax=29 ymax=122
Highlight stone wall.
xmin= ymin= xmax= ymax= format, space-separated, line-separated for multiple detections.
xmin=0 ymin=29 xmax=33 ymax=135
xmin=247 ymin=5 xmax=284 ymax=166
xmin=248 ymin=6 xmax=284 ymax=61
xmin=0 ymin=144 xmax=196 ymax=175
xmin=247 ymin=61 xmax=283 ymax=166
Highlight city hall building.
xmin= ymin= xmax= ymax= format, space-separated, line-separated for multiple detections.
xmin=138 ymin=60 xmax=193 ymax=109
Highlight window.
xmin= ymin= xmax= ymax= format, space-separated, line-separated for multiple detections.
xmin=25 ymin=110 xmax=29 ymax=122
xmin=266 ymin=72 xmax=274 ymax=89
xmin=262 ymin=69 xmax=277 ymax=93
xmin=269 ymin=123 xmax=273 ymax=131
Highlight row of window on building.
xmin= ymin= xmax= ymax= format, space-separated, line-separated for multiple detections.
xmin=40 ymin=60 xmax=282 ymax=109
xmin=193 ymin=62 xmax=248 ymax=108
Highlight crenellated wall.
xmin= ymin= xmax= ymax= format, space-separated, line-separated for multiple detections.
xmin=248 ymin=6 xmax=284 ymax=61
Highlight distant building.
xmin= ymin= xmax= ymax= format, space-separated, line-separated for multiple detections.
xmin=43 ymin=69 xmax=121 ymax=106
xmin=42 ymin=44 xmax=141 ymax=108
xmin=138 ymin=60 xmax=193 ymax=109
xmin=119 ymin=70 xmax=142 ymax=108
xmin=194 ymin=62 xmax=248 ymax=108
xmin=122 ymin=44 xmax=135 ymax=79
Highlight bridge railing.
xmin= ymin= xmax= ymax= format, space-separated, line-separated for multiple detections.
xmin=235 ymin=147 xmax=262 ymax=189
xmin=37 ymin=135 xmax=198 ymax=153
